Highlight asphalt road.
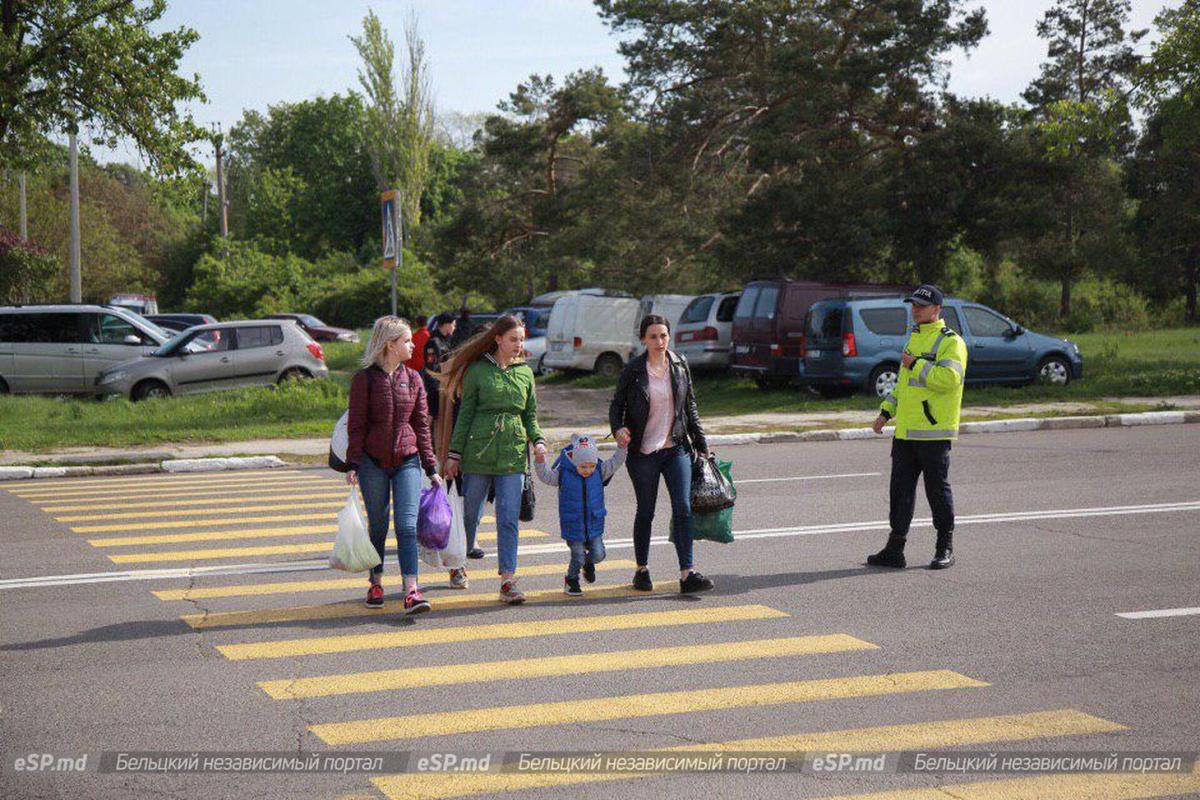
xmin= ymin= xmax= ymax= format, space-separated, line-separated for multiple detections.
xmin=1 ymin=425 xmax=1198 ymax=800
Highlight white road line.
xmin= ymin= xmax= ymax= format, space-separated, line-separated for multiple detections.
xmin=1116 ymin=607 xmax=1200 ymax=620
xmin=2 ymin=499 xmax=1197 ymax=590
xmin=738 ymin=472 xmax=882 ymax=484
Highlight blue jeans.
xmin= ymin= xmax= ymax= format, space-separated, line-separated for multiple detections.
xmin=567 ymin=536 xmax=607 ymax=580
xmin=626 ymin=444 xmax=694 ymax=571
xmin=357 ymin=453 xmax=421 ymax=579
xmin=463 ymin=472 xmax=524 ymax=575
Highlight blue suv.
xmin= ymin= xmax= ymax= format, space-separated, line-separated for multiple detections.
xmin=802 ymin=297 xmax=1084 ymax=398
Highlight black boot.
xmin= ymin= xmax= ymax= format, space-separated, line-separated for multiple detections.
xmin=930 ymin=531 xmax=954 ymax=569
xmin=867 ymin=535 xmax=907 ymax=568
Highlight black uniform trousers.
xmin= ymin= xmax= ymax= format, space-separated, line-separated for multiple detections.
xmin=889 ymin=438 xmax=955 ymax=540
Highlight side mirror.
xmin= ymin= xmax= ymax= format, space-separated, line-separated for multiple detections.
xmin=1012 ymin=325 xmax=1025 ymax=336
xmin=123 ymin=334 xmax=143 ymax=345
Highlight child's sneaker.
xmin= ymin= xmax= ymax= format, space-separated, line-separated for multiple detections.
xmin=581 ymin=561 xmax=596 ymax=583
xmin=563 ymin=576 xmax=582 ymax=596
xmin=365 ymin=583 xmax=384 ymax=608
xmin=404 ymin=588 xmax=430 ymax=615
xmin=499 ymin=579 xmax=526 ymax=605
xmin=449 ymin=568 xmax=469 ymax=589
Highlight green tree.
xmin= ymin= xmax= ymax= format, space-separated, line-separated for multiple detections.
xmin=0 ymin=0 xmax=206 ymax=172
xmin=350 ymin=10 xmax=435 ymax=230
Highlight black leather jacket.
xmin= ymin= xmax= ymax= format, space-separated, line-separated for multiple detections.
xmin=609 ymin=351 xmax=708 ymax=455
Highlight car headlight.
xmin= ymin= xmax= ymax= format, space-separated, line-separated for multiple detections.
xmin=1067 ymin=340 xmax=1080 ymax=355
xmin=99 ymin=370 xmax=127 ymax=384
xmin=338 ymin=332 xmax=358 ymax=342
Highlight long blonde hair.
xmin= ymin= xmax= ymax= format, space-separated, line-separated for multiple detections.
xmin=436 ymin=314 xmax=523 ymax=400
xmin=361 ymin=316 xmax=411 ymax=368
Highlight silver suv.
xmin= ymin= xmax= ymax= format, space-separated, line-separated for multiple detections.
xmin=0 ymin=304 xmax=170 ymax=395
xmin=95 ymin=320 xmax=330 ymax=400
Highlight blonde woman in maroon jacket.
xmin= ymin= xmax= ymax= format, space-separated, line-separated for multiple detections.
xmin=346 ymin=316 xmax=443 ymax=615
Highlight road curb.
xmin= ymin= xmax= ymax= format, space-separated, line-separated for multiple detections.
xmin=0 ymin=411 xmax=1196 ymax=481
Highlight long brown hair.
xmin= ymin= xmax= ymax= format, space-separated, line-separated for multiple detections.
xmin=436 ymin=313 xmax=524 ymax=400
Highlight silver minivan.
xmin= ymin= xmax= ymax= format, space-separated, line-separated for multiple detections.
xmin=95 ymin=320 xmax=330 ymax=400
xmin=0 ymin=305 xmax=169 ymax=395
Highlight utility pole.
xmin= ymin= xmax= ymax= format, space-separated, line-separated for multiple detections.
xmin=17 ymin=171 xmax=27 ymax=241
xmin=68 ymin=128 xmax=82 ymax=303
xmin=201 ymin=175 xmax=209 ymax=224
xmin=392 ymin=200 xmax=401 ymax=317
xmin=214 ymin=127 xmax=228 ymax=238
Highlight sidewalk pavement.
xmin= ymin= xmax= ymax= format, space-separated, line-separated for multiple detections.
xmin=3 ymin=396 xmax=1198 ymax=469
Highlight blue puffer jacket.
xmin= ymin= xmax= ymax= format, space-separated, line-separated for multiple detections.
xmin=554 ymin=450 xmax=606 ymax=543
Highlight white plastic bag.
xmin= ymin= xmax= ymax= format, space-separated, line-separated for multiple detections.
xmin=330 ymin=490 xmax=381 ymax=573
xmin=330 ymin=411 xmax=349 ymax=461
xmin=420 ymin=486 xmax=468 ymax=570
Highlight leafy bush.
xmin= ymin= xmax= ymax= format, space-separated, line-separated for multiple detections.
xmin=0 ymin=231 xmax=60 ymax=303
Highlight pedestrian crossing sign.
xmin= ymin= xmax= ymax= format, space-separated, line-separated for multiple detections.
xmin=380 ymin=189 xmax=400 ymax=268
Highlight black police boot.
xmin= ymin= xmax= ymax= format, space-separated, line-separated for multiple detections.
xmin=930 ymin=531 xmax=954 ymax=569
xmin=867 ymin=535 xmax=907 ymax=568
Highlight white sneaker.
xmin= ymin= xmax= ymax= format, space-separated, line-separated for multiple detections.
xmin=449 ymin=568 xmax=469 ymax=590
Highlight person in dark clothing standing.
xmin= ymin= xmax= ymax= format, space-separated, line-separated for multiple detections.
xmin=449 ymin=307 xmax=473 ymax=351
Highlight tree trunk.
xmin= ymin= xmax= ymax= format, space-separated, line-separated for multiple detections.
xmin=1060 ymin=277 xmax=1072 ymax=320
xmin=1186 ymin=263 xmax=1198 ymax=324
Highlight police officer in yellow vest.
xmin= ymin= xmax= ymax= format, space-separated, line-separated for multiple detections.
xmin=868 ymin=284 xmax=967 ymax=569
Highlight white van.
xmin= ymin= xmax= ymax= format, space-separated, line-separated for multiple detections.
xmin=544 ymin=294 xmax=640 ymax=377
xmin=632 ymin=294 xmax=697 ymax=355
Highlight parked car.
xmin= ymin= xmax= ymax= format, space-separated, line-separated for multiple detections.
xmin=674 ymin=291 xmax=741 ymax=369
xmin=95 ymin=320 xmax=329 ymax=401
xmin=107 ymin=294 xmax=159 ymax=316
xmin=146 ymin=314 xmax=221 ymax=349
xmin=801 ymin=296 xmax=1084 ymax=398
xmin=730 ymin=278 xmax=911 ymax=388
xmin=544 ymin=293 xmax=641 ymax=377
xmin=522 ymin=335 xmax=549 ymax=375
xmin=263 ymin=313 xmax=359 ymax=343
xmin=0 ymin=304 xmax=170 ymax=395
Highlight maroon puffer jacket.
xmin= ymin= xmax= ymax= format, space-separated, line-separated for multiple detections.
xmin=346 ymin=364 xmax=437 ymax=475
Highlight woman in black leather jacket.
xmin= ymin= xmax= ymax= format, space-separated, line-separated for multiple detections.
xmin=609 ymin=315 xmax=714 ymax=595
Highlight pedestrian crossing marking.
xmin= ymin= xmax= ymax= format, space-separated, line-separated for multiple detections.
xmin=0 ymin=469 xmax=306 ymax=491
xmin=9 ymin=474 xmax=325 ymax=499
xmin=42 ymin=492 xmax=349 ymax=513
xmin=368 ymin=709 xmax=1125 ymax=800
xmin=56 ymin=500 xmax=346 ymax=521
xmin=24 ymin=484 xmax=349 ymax=505
xmin=153 ymin=560 xmax=638 ymax=600
xmin=258 ymin=634 xmax=878 ymax=699
xmin=184 ymin=580 xmax=686 ymax=628
xmin=73 ymin=513 xmax=344 ymax=532
xmin=88 ymin=526 xmax=532 ymax=548
xmin=105 ymin=529 xmax=546 ymax=562
xmin=810 ymin=763 xmax=1200 ymax=800
xmin=217 ymin=605 xmax=790 ymax=661
xmin=310 ymin=670 xmax=988 ymax=745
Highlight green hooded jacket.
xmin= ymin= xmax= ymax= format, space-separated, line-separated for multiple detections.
xmin=448 ymin=354 xmax=546 ymax=474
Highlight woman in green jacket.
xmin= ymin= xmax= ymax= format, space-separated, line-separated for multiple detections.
xmin=442 ymin=314 xmax=546 ymax=604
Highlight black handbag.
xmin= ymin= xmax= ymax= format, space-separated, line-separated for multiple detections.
xmin=519 ymin=447 xmax=536 ymax=521
xmin=690 ymin=452 xmax=736 ymax=514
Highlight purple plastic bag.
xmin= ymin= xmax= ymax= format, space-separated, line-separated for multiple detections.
xmin=418 ymin=485 xmax=452 ymax=550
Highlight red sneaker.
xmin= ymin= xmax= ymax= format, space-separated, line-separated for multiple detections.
xmin=365 ymin=583 xmax=384 ymax=608
xmin=404 ymin=588 xmax=430 ymax=615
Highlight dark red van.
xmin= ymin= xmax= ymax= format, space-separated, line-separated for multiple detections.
xmin=730 ymin=279 xmax=911 ymax=387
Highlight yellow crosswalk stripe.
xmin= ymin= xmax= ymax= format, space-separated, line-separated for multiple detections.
xmin=56 ymin=500 xmax=346 ymax=521
xmin=311 ymin=670 xmax=987 ymax=745
xmin=89 ymin=525 xmax=531 ymax=548
xmin=73 ymin=513 xmax=339 ymax=532
xmin=105 ymin=529 xmax=548 ymax=562
xmin=370 ymin=709 xmax=1125 ymax=800
xmin=185 ymin=580 xmax=680 ymax=628
xmin=27 ymin=484 xmax=348 ymax=505
xmin=1 ymin=468 xmax=305 ymax=491
xmin=12 ymin=475 xmax=332 ymax=500
xmin=42 ymin=492 xmax=349 ymax=512
xmin=811 ymin=764 xmax=1200 ymax=800
xmin=217 ymin=604 xmax=789 ymax=661
xmin=153 ymin=560 xmax=637 ymax=600
xmin=259 ymin=634 xmax=878 ymax=699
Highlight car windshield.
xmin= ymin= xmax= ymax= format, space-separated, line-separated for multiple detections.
xmin=153 ymin=330 xmax=210 ymax=356
xmin=299 ymin=314 xmax=324 ymax=327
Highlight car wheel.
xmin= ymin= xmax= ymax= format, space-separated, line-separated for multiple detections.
xmin=535 ymin=354 xmax=548 ymax=376
xmin=132 ymin=380 xmax=171 ymax=401
xmin=277 ymin=368 xmax=310 ymax=384
xmin=594 ymin=353 xmax=623 ymax=379
xmin=1036 ymin=355 xmax=1071 ymax=386
xmin=867 ymin=363 xmax=900 ymax=398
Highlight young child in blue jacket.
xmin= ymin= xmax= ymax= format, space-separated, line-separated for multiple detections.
xmin=535 ymin=433 xmax=627 ymax=595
